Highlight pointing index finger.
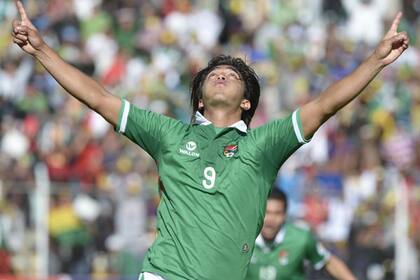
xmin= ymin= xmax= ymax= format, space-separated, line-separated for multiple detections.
xmin=390 ymin=11 xmax=403 ymax=33
xmin=16 ymin=0 xmax=29 ymax=22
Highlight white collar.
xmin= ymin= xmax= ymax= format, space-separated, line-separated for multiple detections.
xmin=194 ymin=111 xmax=248 ymax=133
xmin=255 ymin=226 xmax=286 ymax=250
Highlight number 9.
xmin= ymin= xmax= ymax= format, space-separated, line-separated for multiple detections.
xmin=202 ymin=167 xmax=216 ymax=189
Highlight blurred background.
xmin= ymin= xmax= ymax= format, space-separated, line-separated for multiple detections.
xmin=0 ymin=0 xmax=419 ymax=279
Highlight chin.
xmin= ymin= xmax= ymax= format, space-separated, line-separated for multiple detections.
xmin=261 ymin=231 xmax=275 ymax=240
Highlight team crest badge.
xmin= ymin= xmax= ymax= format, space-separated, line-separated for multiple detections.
xmin=223 ymin=145 xmax=238 ymax=158
xmin=278 ymin=250 xmax=289 ymax=265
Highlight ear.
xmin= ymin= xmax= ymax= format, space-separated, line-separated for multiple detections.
xmin=240 ymin=99 xmax=251 ymax=111
xmin=198 ymin=99 xmax=204 ymax=109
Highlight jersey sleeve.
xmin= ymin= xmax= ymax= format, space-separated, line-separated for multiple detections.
xmin=115 ymin=99 xmax=182 ymax=160
xmin=251 ymin=109 xmax=310 ymax=172
xmin=305 ymin=231 xmax=331 ymax=270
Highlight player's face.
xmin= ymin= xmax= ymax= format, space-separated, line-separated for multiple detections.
xmin=201 ymin=65 xmax=249 ymax=111
xmin=261 ymin=199 xmax=286 ymax=241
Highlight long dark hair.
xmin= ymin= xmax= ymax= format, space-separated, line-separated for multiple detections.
xmin=190 ymin=55 xmax=260 ymax=127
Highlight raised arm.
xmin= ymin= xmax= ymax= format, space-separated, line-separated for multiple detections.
xmin=300 ymin=12 xmax=409 ymax=139
xmin=11 ymin=1 xmax=121 ymax=126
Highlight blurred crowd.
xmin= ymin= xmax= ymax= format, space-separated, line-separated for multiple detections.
xmin=0 ymin=0 xmax=419 ymax=279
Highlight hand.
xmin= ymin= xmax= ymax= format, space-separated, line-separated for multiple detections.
xmin=11 ymin=0 xmax=45 ymax=55
xmin=373 ymin=12 xmax=409 ymax=66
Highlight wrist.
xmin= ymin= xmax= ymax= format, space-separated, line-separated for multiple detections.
xmin=34 ymin=42 xmax=51 ymax=60
xmin=365 ymin=53 xmax=386 ymax=71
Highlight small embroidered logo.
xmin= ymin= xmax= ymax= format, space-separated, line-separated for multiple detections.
xmin=223 ymin=144 xmax=238 ymax=158
xmin=242 ymin=243 xmax=249 ymax=253
xmin=279 ymin=250 xmax=289 ymax=265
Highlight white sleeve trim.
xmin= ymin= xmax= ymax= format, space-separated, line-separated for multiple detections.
xmin=313 ymin=253 xmax=331 ymax=270
xmin=119 ymin=100 xmax=130 ymax=133
xmin=313 ymin=244 xmax=331 ymax=270
xmin=292 ymin=110 xmax=306 ymax=144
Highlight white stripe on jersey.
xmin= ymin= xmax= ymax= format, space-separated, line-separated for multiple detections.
xmin=119 ymin=99 xmax=130 ymax=133
xmin=292 ymin=110 xmax=306 ymax=144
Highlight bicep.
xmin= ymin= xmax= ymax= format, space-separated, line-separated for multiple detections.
xmin=300 ymin=99 xmax=328 ymax=140
xmin=96 ymin=91 xmax=122 ymax=128
xmin=324 ymin=256 xmax=339 ymax=275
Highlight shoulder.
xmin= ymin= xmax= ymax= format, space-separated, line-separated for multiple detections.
xmin=249 ymin=110 xmax=307 ymax=143
xmin=249 ymin=113 xmax=292 ymax=133
xmin=129 ymin=102 xmax=188 ymax=129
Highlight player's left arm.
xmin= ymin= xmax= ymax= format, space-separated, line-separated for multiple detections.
xmin=304 ymin=230 xmax=356 ymax=280
xmin=324 ymin=255 xmax=357 ymax=280
xmin=304 ymin=231 xmax=331 ymax=271
xmin=299 ymin=12 xmax=409 ymax=139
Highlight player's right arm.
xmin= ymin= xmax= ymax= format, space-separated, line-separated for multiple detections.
xmin=11 ymin=1 xmax=120 ymax=127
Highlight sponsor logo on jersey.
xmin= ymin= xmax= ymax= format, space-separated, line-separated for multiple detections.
xmin=223 ymin=144 xmax=238 ymax=158
xmin=179 ymin=141 xmax=200 ymax=157
xmin=185 ymin=141 xmax=197 ymax=151
xmin=278 ymin=250 xmax=289 ymax=265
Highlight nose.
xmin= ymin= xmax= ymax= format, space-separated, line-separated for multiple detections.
xmin=217 ymin=74 xmax=226 ymax=80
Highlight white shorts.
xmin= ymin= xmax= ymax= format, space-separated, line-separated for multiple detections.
xmin=139 ymin=272 xmax=167 ymax=280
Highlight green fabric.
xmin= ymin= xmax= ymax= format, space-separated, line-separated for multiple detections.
xmin=213 ymin=126 xmax=225 ymax=134
xmin=113 ymin=250 xmax=142 ymax=277
xmin=117 ymin=100 xmax=305 ymax=280
xmin=80 ymin=11 xmax=112 ymax=40
xmin=17 ymin=92 xmax=48 ymax=114
xmin=245 ymin=223 xmax=330 ymax=280
xmin=56 ymin=228 xmax=90 ymax=247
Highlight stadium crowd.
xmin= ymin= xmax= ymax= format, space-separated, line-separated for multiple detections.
xmin=0 ymin=0 xmax=419 ymax=279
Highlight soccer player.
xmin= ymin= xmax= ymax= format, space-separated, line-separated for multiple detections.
xmin=11 ymin=1 xmax=408 ymax=279
xmin=245 ymin=188 xmax=356 ymax=280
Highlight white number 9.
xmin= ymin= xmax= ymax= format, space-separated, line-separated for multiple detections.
xmin=202 ymin=167 xmax=216 ymax=189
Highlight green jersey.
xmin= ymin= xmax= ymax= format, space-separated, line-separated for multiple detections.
xmin=245 ymin=222 xmax=331 ymax=280
xmin=116 ymin=100 xmax=308 ymax=280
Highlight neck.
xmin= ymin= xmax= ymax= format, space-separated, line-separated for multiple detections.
xmin=203 ymin=107 xmax=242 ymax=128
xmin=262 ymin=236 xmax=275 ymax=244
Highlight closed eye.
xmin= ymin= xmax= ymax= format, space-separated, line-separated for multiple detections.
xmin=207 ymin=69 xmax=241 ymax=80
xmin=208 ymin=72 xmax=218 ymax=79
xmin=227 ymin=72 xmax=241 ymax=80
